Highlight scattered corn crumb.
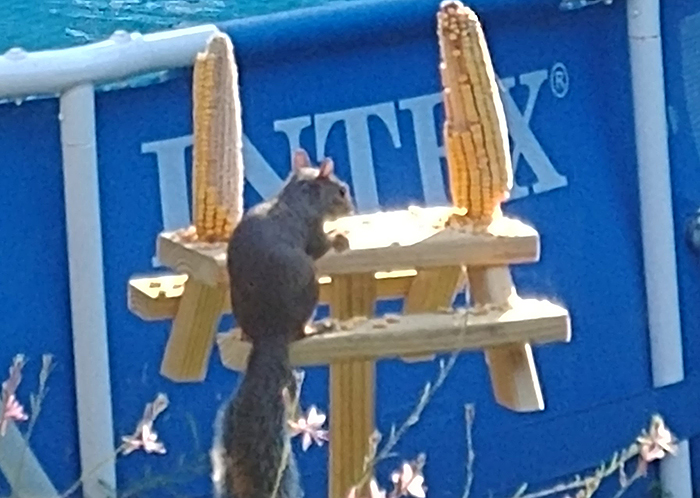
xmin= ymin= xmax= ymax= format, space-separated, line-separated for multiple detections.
xmin=339 ymin=316 xmax=368 ymax=331
xmin=383 ymin=313 xmax=401 ymax=324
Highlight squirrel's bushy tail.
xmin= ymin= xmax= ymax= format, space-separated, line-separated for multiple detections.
xmin=212 ymin=334 xmax=302 ymax=498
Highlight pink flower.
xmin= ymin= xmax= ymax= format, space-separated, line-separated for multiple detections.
xmin=390 ymin=455 xmax=427 ymax=498
xmin=346 ymin=479 xmax=387 ymax=498
xmin=1 ymin=395 xmax=28 ymax=436
xmin=121 ymin=393 xmax=169 ymax=456
xmin=0 ymin=355 xmax=28 ymax=437
xmin=636 ymin=415 xmax=677 ymax=475
xmin=288 ymin=405 xmax=329 ymax=451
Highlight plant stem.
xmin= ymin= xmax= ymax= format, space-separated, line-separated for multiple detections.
xmin=461 ymin=404 xmax=476 ymax=498
xmin=272 ymin=370 xmax=305 ymax=498
xmin=611 ymin=468 xmax=646 ymax=498
xmin=512 ymin=445 xmax=641 ymax=498
xmin=352 ymin=350 xmax=459 ymax=492
xmin=12 ymin=355 xmax=54 ymax=498
xmin=59 ymin=444 xmax=125 ymax=498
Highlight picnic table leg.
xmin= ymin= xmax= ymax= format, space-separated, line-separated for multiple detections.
xmin=401 ymin=266 xmax=464 ymax=362
xmin=328 ymin=273 xmax=377 ymax=498
xmin=159 ymin=279 xmax=226 ymax=382
xmin=468 ymin=266 xmax=544 ymax=412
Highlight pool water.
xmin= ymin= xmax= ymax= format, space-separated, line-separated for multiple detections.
xmin=2 ymin=0 xmax=351 ymax=53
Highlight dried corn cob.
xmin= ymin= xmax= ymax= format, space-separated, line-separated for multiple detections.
xmin=437 ymin=1 xmax=512 ymax=224
xmin=192 ymin=31 xmax=244 ymax=242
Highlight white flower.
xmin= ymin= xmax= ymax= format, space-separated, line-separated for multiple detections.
xmin=636 ymin=415 xmax=678 ymax=475
xmin=120 ymin=393 xmax=169 ymax=456
xmin=122 ymin=423 xmax=166 ymax=455
xmin=346 ymin=479 xmax=387 ymax=498
xmin=288 ymin=405 xmax=329 ymax=451
xmin=391 ymin=456 xmax=427 ymax=498
xmin=637 ymin=415 xmax=677 ymax=462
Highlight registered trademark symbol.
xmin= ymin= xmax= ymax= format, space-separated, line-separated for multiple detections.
xmin=550 ymin=62 xmax=569 ymax=98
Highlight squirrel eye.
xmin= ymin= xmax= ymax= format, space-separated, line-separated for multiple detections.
xmin=339 ymin=186 xmax=347 ymax=197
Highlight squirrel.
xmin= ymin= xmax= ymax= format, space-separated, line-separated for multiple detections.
xmin=211 ymin=148 xmax=355 ymax=498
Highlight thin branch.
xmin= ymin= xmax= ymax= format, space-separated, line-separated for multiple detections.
xmin=117 ymin=454 xmax=210 ymax=498
xmin=272 ymin=370 xmax=305 ymax=498
xmin=59 ymin=444 xmax=126 ymax=498
xmin=510 ymin=444 xmax=641 ymax=498
xmin=352 ymin=350 xmax=459 ymax=492
xmin=12 ymin=354 xmax=54 ymax=498
xmin=61 ymin=392 xmax=170 ymax=498
xmin=349 ymin=301 xmax=474 ymax=495
xmin=610 ymin=461 xmax=647 ymax=498
xmin=461 ymin=404 xmax=476 ymax=498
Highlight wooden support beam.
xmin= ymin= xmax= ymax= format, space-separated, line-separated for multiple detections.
xmin=468 ymin=266 xmax=545 ymax=412
xmin=128 ymin=270 xmax=417 ymax=322
xmin=159 ymin=279 xmax=226 ymax=382
xmin=401 ymin=266 xmax=464 ymax=363
xmin=327 ymin=273 xmax=377 ymax=498
xmin=403 ymin=266 xmax=464 ymax=312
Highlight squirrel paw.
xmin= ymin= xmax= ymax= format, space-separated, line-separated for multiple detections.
xmin=331 ymin=232 xmax=350 ymax=253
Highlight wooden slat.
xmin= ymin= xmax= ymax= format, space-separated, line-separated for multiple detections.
xmin=318 ymin=210 xmax=538 ymax=275
xmin=127 ymin=270 xmax=416 ymax=321
xmin=128 ymin=274 xmax=189 ymax=321
xmin=156 ymin=236 xmax=227 ymax=286
xmin=469 ymin=266 xmax=545 ymax=412
xmin=216 ymin=298 xmax=571 ymax=371
xmin=156 ymin=208 xmax=539 ymax=286
xmin=160 ymin=279 xmax=226 ymax=382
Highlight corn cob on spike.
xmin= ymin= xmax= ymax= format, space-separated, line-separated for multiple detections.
xmin=437 ymin=0 xmax=513 ymax=225
xmin=190 ymin=31 xmax=244 ymax=243
xmin=463 ymin=12 xmax=510 ymax=196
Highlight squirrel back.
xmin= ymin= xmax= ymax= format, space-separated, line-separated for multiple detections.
xmin=225 ymin=148 xmax=353 ymax=343
xmin=212 ymin=149 xmax=354 ymax=498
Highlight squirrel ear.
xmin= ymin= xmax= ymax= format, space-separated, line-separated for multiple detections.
xmin=292 ymin=149 xmax=311 ymax=172
xmin=318 ymin=158 xmax=334 ymax=179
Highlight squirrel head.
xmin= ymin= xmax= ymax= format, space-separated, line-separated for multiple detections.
xmin=279 ymin=149 xmax=355 ymax=222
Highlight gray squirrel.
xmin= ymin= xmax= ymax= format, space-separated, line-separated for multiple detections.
xmin=211 ymin=149 xmax=354 ymax=498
